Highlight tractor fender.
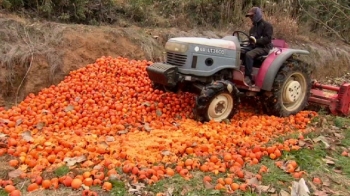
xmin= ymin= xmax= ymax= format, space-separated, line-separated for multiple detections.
xmin=256 ymin=48 xmax=310 ymax=91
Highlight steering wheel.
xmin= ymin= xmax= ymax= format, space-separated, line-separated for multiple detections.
xmin=233 ymin=31 xmax=251 ymax=47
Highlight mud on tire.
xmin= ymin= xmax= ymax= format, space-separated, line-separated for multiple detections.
xmin=261 ymin=59 xmax=312 ymax=117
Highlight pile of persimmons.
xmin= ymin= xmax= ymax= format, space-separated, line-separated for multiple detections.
xmin=0 ymin=56 xmax=317 ymax=195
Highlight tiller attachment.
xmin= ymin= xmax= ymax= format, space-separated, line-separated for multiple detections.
xmin=309 ymin=81 xmax=350 ymax=116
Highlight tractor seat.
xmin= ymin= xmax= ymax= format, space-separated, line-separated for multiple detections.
xmin=256 ymin=39 xmax=288 ymax=62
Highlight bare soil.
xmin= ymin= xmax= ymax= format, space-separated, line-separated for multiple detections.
xmin=0 ymin=11 xmax=350 ymax=109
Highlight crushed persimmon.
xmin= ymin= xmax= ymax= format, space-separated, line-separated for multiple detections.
xmin=0 ymin=56 xmax=317 ymax=193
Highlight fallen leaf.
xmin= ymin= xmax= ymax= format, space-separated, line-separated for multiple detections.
xmin=203 ymin=181 xmax=214 ymax=189
xmin=0 ymin=133 xmax=7 ymax=139
xmin=64 ymin=105 xmax=74 ymax=112
xmin=322 ymin=187 xmax=340 ymax=195
xmin=128 ymin=182 xmax=145 ymax=195
xmin=325 ymin=156 xmax=337 ymax=161
xmin=298 ymin=140 xmax=306 ymax=147
xmin=222 ymin=119 xmax=231 ymax=124
xmin=0 ymin=118 xmax=9 ymax=124
xmin=161 ymin=150 xmax=171 ymax=156
xmin=81 ymin=184 xmax=89 ymax=190
xmin=330 ymin=125 xmax=340 ymax=130
xmin=8 ymin=169 xmax=24 ymax=178
xmin=180 ymin=186 xmax=190 ymax=195
xmin=268 ymin=187 xmax=276 ymax=193
xmin=279 ymin=189 xmax=290 ymax=196
xmin=93 ymin=164 xmax=102 ymax=170
xmin=244 ymin=171 xmax=256 ymax=179
xmin=41 ymin=109 xmax=50 ymax=115
xmin=156 ymin=109 xmax=162 ymax=117
xmin=291 ymin=178 xmax=310 ymax=196
xmin=313 ymin=136 xmax=330 ymax=149
xmin=307 ymin=180 xmax=317 ymax=191
xmin=118 ymin=130 xmax=128 ymax=134
xmin=322 ymin=158 xmax=335 ymax=165
xmin=142 ymin=102 xmax=150 ymax=107
xmin=99 ymin=141 xmax=109 ymax=148
xmin=21 ymin=131 xmax=33 ymax=142
xmin=313 ymin=190 xmax=328 ymax=196
xmin=320 ymin=118 xmax=328 ymax=128
xmin=322 ymin=177 xmax=331 ymax=187
xmin=105 ymin=136 xmax=115 ymax=142
xmin=144 ymin=123 xmax=152 ymax=132
xmin=172 ymin=122 xmax=180 ymax=128
xmin=247 ymin=177 xmax=259 ymax=186
xmin=18 ymin=164 xmax=28 ymax=172
xmin=256 ymin=185 xmax=270 ymax=193
xmin=36 ymin=122 xmax=45 ymax=130
xmin=166 ymin=187 xmax=174 ymax=196
xmin=64 ymin=155 xmax=87 ymax=166
xmin=333 ymin=169 xmax=342 ymax=173
xmin=333 ymin=132 xmax=343 ymax=139
xmin=16 ymin=119 xmax=22 ymax=126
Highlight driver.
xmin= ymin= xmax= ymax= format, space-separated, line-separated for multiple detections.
xmin=244 ymin=7 xmax=273 ymax=86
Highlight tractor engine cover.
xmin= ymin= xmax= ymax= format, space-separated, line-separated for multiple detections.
xmin=146 ymin=63 xmax=179 ymax=87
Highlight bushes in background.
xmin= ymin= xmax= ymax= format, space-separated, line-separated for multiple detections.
xmin=0 ymin=0 xmax=349 ymax=43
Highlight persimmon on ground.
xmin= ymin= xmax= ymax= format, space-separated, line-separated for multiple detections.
xmin=0 ymin=56 xmax=317 ymax=194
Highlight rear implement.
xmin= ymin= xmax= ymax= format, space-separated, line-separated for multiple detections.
xmin=309 ymin=81 xmax=350 ymax=116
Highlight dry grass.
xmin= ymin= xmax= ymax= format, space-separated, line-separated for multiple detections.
xmin=0 ymin=18 xmax=65 ymax=102
xmin=265 ymin=15 xmax=299 ymax=41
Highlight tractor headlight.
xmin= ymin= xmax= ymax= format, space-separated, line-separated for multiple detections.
xmin=165 ymin=42 xmax=189 ymax=53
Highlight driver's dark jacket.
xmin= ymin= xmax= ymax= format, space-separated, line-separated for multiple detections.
xmin=249 ymin=19 xmax=273 ymax=49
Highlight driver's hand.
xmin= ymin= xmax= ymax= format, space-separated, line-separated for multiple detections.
xmin=249 ymin=36 xmax=256 ymax=44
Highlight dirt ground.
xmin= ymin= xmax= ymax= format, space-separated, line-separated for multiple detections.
xmin=0 ymin=12 xmax=236 ymax=108
xmin=1 ymin=11 xmax=350 ymax=109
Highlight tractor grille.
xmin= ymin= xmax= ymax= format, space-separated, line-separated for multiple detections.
xmin=166 ymin=52 xmax=187 ymax=66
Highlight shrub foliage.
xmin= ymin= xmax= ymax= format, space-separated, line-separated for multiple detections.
xmin=0 ymin=0 xmax=349 ymax=43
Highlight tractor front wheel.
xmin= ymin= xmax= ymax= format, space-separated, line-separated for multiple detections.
xmin=262 ymin=59 xmax=312 ymax=117
xmin=194 ymin=81 xmax=240 ymax=122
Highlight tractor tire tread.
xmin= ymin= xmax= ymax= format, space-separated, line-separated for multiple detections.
xmin=262 ymin=59 xmax=312 ymax=117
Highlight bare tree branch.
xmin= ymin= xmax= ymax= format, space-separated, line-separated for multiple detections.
xmin=298 ymin=0 xmax=350 ymax=45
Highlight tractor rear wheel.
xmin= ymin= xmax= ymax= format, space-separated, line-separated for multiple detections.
xmin=262 ymin=59 xmax=312 ymax=117
xmin=194 ymin=81 xmax=240 ymax=122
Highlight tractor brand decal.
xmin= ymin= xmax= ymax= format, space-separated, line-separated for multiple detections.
xmin=194 ymin=46 xmax=225 ymax=55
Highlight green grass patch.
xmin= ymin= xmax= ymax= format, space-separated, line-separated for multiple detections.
xmin=334 ymin=155 xmax=350 ymax=178
xmin=282 ymin=144 xmax=327 ymax=172
xmin=0 ymin=190 xmax=7 ymax=196
xmin=233 ymin=190 xmax=270 ymax=196
xmin=110 ymin=179 xmax=128 ymax=196
xmin=341 ymin=129 xmax=350 ymax=147
xmin=258 ymin=158 xmax=294 ymax=190
xmin=334 ymin=117 xmax=350 ymax=128
xmin=146 ymin=173 xmax=225 ymax=196
xmin=54 ymin=165 xmax=70 ymax=177
xmin=304 ymin=130 xmax=322 ymax=139
xmin=265 ymin=132 xmax=299 ymax=146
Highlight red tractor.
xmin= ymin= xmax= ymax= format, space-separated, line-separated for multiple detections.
xmin=146 ymin=31 xmax=350 ymax=122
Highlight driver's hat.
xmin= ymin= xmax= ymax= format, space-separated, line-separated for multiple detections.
xmin=245 ymin=7 xmax=258 ymax=17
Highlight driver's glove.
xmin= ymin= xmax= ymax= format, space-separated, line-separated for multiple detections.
xmin=249 ymin=36 xmax=257 ymax=44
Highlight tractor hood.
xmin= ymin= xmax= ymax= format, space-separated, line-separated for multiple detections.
xmin=168 ymin=37 xmax=236 ymax=50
